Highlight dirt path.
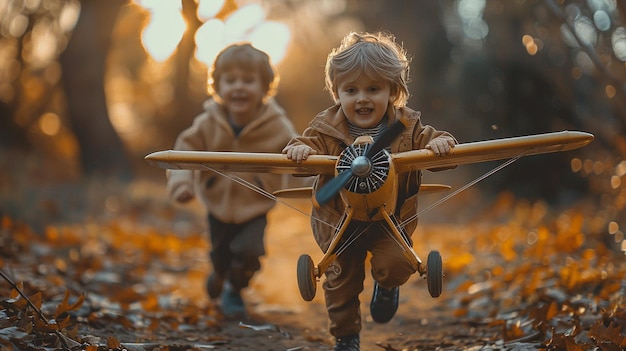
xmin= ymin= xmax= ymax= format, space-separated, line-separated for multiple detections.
xmin=3 ymin=181 xmax=623 ymax=350
xmin=147 ymin=198 xmax=492 ymax=351
xmin=218 ymin=200 xmax=499 ymax=350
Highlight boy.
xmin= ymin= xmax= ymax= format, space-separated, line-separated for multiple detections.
xmin=167 ymin=43 xmax=299 ymax=318
xmin=283 ymin=32 xmax=456 ymax=350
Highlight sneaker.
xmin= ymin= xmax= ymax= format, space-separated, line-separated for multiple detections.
xmin=334 ymin=334 xmax=359 ymax=351
xmin=206 ymin=273 xmax=224 ymax=299
xmin=370 ymin=281 xmax=399 ymax=323
xmin=220 ymin=284 xmax=246 ymax=318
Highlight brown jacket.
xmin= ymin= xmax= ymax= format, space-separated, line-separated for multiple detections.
xmin=285 ymin=104 xmax=456 ymax=250
xmin=167 ymin=98 xmax=299 ymax=223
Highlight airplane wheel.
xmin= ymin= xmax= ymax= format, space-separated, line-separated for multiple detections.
xmin=297 ymin=254 xmax=316 ymax=301
xmin=427 ymin=250 xmax=443 ymax=298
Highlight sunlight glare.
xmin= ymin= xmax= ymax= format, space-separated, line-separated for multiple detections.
xmin=249 ymin=21 xmax=290 ymax=64
xmin=456 ymin=0 xmax=488 ymax=40
xmin=138 ymin=1 xmax=291 ymax=66
xmin=197 ymin=0 xmax=225 ymax=20
xmin=195 ymin=18 xmax=226 ymax=66
xmin=29 ymin=21 xmax=57 ymax=68
xmin=223 ymin=3 xmax=265 ymax=42
xmin=141 ymin=3 xmax=186 ymax=62
xmin=457 ymin=0 xmax=485 ymax=19
xmin=58 ymin=0 xmax=80 ymax=33
xmin=194 ymin=3 xmax=290 ymax=66
xmin=135 ymin=0 xmax=175 ymax=11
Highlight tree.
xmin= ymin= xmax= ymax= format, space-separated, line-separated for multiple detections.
xmin=60 ymin=0 xmax=132 ymax=180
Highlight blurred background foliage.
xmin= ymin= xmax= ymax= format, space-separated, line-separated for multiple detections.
xmin=1 ymin=0 xmax=625 ymax=251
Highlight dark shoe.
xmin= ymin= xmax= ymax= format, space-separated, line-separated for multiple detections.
xmin=370 ymin=281 xmax=399 ymax=323
xmin=220 ymin=284 xmax=246 ymax=318
xmin=206 ymin=273 xmax=224 ymax=299
xmin=334 ymin=334 xmax=359 ymax=351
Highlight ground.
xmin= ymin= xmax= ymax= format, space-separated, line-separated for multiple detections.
xmin=1 ymin=179 xmax=625 ymax=351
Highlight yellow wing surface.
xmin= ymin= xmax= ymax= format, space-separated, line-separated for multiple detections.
xmin=145 ymin=130 xmax=593 ymax=175
xmin=392 ymin=130 xmax=593 ymax=173
xmin=145 ymin=151 xmax=338 ymax=175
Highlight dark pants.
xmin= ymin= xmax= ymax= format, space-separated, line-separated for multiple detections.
xmin=208 ymin=213 xmax=267 ymax=291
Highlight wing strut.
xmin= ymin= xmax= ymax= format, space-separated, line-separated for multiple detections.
xmin=195 ymin=163 xmax=340 ymax=231
xmin=399 ymin=151 xmax=527 ymax=229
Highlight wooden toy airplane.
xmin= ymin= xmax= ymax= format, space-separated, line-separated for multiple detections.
xmin=145 ymin=125 xmax=593 ymax=301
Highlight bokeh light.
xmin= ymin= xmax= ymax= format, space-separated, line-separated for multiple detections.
xmin=195 ymin=18 xmax=227 ymax=66
xmin=247 ymin=21 xmax=290 ymax=64
xmin=593 ymin=10 xmax=611 ymax=31
xmin=135 ymin=1 xmax=291 ymax=66
xmin=604 ymin=84 xmax=616 ymax=98
xmin=522 ymin=34 xmax=539 ymax=55
xmin=574 ymin=16 xmax=597 ymax=47
xmin=139 ymin=2 xmax=186 ymax=62
xmin=27 ymin=21 xmax=58 ymax=69
xmin=456 ymin=0 xmax=488 ymax=40
xmin=223 ymin=3 xmax=265 ymax=40
xmin=197 ymin=0 xmax=225 ymax=20
xmin=571 ymin=158 xmax=583 ymax=172
xmin=39 ymin=112 xmax=61 ymax=136
xmin=58 ymin=0 xmax=81 ymax=33
xmin=615 ymin=161 xmax=626 ymax=176
xmin=611 ymin=27 xmax=626 ymax=61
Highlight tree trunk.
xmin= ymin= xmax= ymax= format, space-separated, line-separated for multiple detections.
xmin=60 ymin=0 xmax=132 ymax=180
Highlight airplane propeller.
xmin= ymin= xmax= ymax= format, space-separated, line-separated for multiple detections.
xmin=314 ymin=120 xmax=406 ymax=206
xmin=365 ymin=120 xmax=406 ymax=159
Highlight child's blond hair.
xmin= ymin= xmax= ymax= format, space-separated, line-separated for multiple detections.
xmin=208 ymin=43 xmax=279 ymax=100
xmin=325 ymin=32 xmax=411 ymax=107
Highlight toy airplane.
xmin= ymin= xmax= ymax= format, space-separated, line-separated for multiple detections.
xmin=146 ymin=125 xmax=593 ymax=301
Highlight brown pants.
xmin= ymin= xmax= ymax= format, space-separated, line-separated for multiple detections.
xmin=323 ymin=221 xmax=417 ymax=337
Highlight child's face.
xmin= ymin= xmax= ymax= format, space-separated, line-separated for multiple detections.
xmin=217 ymin=67 xmax=266 ymax=123
xmin=336 ymin=74 xmax=394 ymax=129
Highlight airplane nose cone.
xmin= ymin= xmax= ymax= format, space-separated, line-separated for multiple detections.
xmin=351 ymin=156 xmax=372 ymax=177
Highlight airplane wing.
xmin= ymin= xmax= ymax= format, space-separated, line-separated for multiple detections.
xmin=145 ymin=150 xmax=338 ymax=176
xmin=145 ymin=130 xmax=593 ymax=176
xmin=392 ymin=130 xmax=593 ymax=173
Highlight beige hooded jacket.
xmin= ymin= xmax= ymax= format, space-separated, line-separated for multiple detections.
xmin=285 ymin=104 xmax=456 ymax=251
xmin=167 ymin=98 xmax=300 ymax=223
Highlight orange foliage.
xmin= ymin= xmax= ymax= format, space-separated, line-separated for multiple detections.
xmin=1 ymin=188 xmax=624 ymax=349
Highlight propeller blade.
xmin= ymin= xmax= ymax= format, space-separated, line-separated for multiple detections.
xmin=315 ymin=169 xmax=353 ymax=206
xmin=365 ymin=120 xmax=406 ymax=158
xmin=315 ymin=121 xmax=406 ymax=206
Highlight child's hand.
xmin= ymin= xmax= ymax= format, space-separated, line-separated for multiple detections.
xmin=283 ymin=144 xmax=317 ymax=163
xmin=426 ymin=136 xmax=455 ymax=157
